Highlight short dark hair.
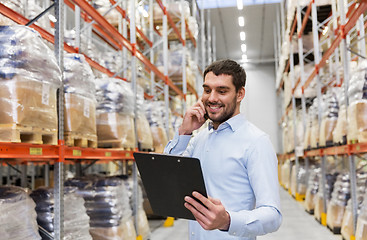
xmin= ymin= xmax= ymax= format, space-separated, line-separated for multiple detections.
xmin=203 ymin=59 xmax=246 ymax=92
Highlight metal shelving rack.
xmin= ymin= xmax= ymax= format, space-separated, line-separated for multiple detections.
xmin=275 ymin=0 xmax=367 ymax=238
xmin=0 ymin=0 xmax=207 ymax=239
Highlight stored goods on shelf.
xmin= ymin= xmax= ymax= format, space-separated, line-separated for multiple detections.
xmin=64 ymin=53 xmax=97 ymax=147
xmin=136 ymin=85 xmax=154 ymax=150
xmin=356 ymin=189 xmax=367 ymax=240
xmin=124 ymin=177 xmax=151 ymax=239
xmin=341 ymin=171 xmax=367 ymax=240
xmin=0 ymin=186 xmax=41 ymax=240
xmin=304 ymin=167 xmax=321 ymax=213
xmin=153 ymin=1 xmax=190 ymax=23
xmin=30 ymin=187 xmax=92 ymax=240
xmin=65 ymin=176 xmax=137 ymax=240
xmin=315 ymin=171 xmax=339 ymax=222
xmin=290 ymin=164 xmax=307 ymax=197
xmin=145 ymin=100 xmax=169 ymax=153
xmin=95 ymin=78 xmax=136 ymax=149
xmin=319 ymin=89 xmax=338 ymax=147
xmin=333 ymin=86 xmax=348 ymax=145
xmin=280 ymin=160 xmax=291 ymax=189
xmin=326 ymin=173 xmax=351 ymax=233
xmin=347 ymin=60 xmax=367 ymax=144
xmin=0 ymin=25 xmax=61 ymax=145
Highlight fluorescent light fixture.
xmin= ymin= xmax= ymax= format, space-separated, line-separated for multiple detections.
xmin=242 ymin=54 xmax=248 ymax=62
xmin=240 ymin=31 xmax=246 ymax=41
xmin=237 ymin=0 xmax=243 ymax=10
xmin=241 ymin=43 xmax=247 ymax=52
xmin=238 ymin=16 xmax=245 ymax=27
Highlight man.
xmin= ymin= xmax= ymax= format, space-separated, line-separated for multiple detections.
xmin=164 ymin=59 xmax=282 ymax=239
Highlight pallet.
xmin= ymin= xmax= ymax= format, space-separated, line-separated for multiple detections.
xmin=305 ymin=209 xmax=314 ymax=215
xmin=65 ymin=132 xmax=97 ymax=148
xmin=327 ymin=225 xmax=341 ymax=234
xmin=138 ymin=142 xmax=154 ymax=152
xmin=98 ymin=139 xmax=135 ymax=150
xmin=0 ymin=124 xmax=57 ymax=145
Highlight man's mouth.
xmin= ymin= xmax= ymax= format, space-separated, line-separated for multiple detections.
xmin=207 ymin=104 xmax=222 ymax=113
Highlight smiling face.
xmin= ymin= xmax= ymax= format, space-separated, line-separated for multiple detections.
xmin=202 ymin=72 xmax=245 ymax=129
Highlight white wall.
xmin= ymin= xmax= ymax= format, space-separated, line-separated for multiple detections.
xmin=240 ymin=63 xmax=281 ymax=153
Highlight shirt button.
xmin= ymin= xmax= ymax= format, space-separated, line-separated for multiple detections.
xmin=191 ymin=232 xmax=195 ymax=235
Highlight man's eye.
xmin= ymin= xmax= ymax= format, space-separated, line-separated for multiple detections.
xmin=219 ymin=90 xmax=227 ymax=94
xmin=204 ymin=89 xmax=211 ymax=94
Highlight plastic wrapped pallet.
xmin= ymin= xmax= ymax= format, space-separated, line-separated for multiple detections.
xmin=290 ymin=164 xmax=307 ymax=198
xmin=326 ymin=173 xmax=350 ymax=232
xmin=145 ymin=100 xmax=168 ymax=153
xmin=153 ymin=1 xmax=190 ymax=22
xmin=136 ymin=86 xmax=154 ymax=150
xmin=347 ymin=60 xmax=367 ymax=144
xmin=64 ymin=53 xmax=97 ymax=147
xmin=356 ymin=190 xmax=367 ymax=240
xmin=319 ymin=89 xmax=339 ymax=147
xmin=341 ymin=172 xmax=367 ymax=240
xmin=314 ymin=171 xmax=339 ymax=222
xmin=0 ymin=26 xmax=61 ymax=144
xmin=65 ymin=176 xmax=136 ymax=240
xmin=310 ymin=97 xmax=326 ymax=148
xmin=30 ymin=187 xmax=92 ymax=240
xmin=333 ymin=86 xmax=348 ymax=145
xmin=281 ymin=160 xmax=291 ymax=189
xmin=304 ymin=167 xmax=320 ymax=213
xmin=96 ymin=78 xmax=136 ymax=149
xmin=0 ymin=186 xmax=41 ymax=240
xmin=124 ymin=177 xmax=151 ymax=239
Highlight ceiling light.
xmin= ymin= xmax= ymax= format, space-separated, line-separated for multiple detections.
xmin=241 ymin=44 xmax=247 ymax=52
xmin=237 ymin=0 xmax=243 ymax=10
xmin=242 ymin=54 xmax=248 ymax=62
xmin=240 ymin=31 xmax=246 ymax=41
xmin=238 ymin=16 xmax=245 ymax=27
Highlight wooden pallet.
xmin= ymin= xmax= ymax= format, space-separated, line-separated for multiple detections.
xmin=0 ymin=124 xmax=57 ymax=145
xmin=327 ymin=225 xmax=341 ymax=234
xmin=65 ymin=132 xmax=97 ymax=148
xmin=98 ymin=139 xmax=135 ymax=150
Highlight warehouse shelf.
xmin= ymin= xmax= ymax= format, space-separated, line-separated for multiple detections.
xmin=0 ymin=0 xmax=206 ymax=238
xmin=0 ymin=142 xmax=134 ymax=161
xmin=276 ymin=0 xmax=367 ymax=238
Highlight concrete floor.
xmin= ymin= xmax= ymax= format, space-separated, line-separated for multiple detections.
xmin=149 ymin=188 xmax=342 ymax=240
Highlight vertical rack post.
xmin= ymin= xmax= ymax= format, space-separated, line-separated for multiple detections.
xmin=200 ymin=3 xmax=205 ymax=74
xmin=289 ymin=36 xmax=299 ymax=199
xmin=331 ymin=0 xmax=341 ymax=86
xmin=181 ymin=0 xmax=187 ymax=113
xmin=212 ymin=26 xmax=216 ymax=62
xmin=75 ymin=5 xmax=81 ymax=50
xmin=311 ymin=1 xmax=327 ymax=226
xmin=163 ymin=0 xmax=170 ymax=139
xmin=122 ymin=0 xmax=128 ymax=80
xmin=206 ymin=9 xmax=211 ymax=64
xmin=193 ymin=1 xmax=200 ymax=96
xmin=149 ymin=0 xmax=155 ymax=97
xmin=54 ymin=0 xmax=64 ymax=239
xmin=296 ymin=1 xmax=308 ymax=189
xmin=129 ymin=0 xmax=139 ymax=235
xmin=339 ymin=0 xmax=358 ymax=234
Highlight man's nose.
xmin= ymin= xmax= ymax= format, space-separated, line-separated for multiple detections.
xmin=208 ymin=91 xmax=218 ymax=102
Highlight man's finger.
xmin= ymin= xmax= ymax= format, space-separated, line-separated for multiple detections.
xmin=184 ymin=201 xmax=211 ymax=227
xmin=192 ymin=192 xmax=215 ymax=210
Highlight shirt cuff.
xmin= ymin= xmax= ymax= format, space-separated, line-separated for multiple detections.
xmin=164 ymin=131 xmax=192 ymax=155
xmin=227 ymin=210 xmax=258 ymax=237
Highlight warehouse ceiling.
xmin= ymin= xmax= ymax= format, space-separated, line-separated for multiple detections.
xmin=201 ymin=1 xmax=280 ymax=65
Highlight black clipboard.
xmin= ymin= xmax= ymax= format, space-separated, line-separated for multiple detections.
xmin=133 ymin=152 xmax=207 ymax=220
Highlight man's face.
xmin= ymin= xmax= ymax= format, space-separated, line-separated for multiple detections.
xmin=201 ymin=72 xmax=245 ymax=127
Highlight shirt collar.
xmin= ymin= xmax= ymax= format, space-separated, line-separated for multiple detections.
xmin=208 ymin=113 xmax=246 ymax=132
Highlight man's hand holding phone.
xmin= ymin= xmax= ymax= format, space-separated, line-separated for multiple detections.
xmin=178 ymin=99 xmax=207 ymax=135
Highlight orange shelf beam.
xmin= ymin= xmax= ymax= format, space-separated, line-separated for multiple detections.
xmin=303 ymin=0 xmax=367 ymax=90
xmin=298 ymin=0 xmax=313 ymax=38
xmin=185 ymin=20 xmax=197 ymax=48
xmin=109 ymin=0 xmax=153 ymax=48
xmin=0 ymin=143 xmax=59 ymax=159
xmin=72 ymin=0 xmax=184 ymax=98
xmin=155 ymin=0 xmax=185 ymax=45
xmin=64 ymin=147 xmax=135 ymax=160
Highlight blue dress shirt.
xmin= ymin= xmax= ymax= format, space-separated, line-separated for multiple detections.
xmin=164 ymin=113 xmax=282 ymax=240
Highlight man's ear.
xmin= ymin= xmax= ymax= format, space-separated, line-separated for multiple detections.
xmin=237 ymin=87 xmax=245 ymax=102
